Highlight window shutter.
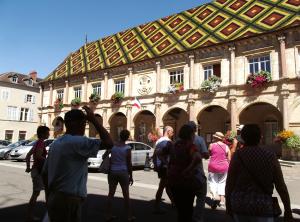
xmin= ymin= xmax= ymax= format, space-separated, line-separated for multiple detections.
xmin=29 ymin=109 xmax=33 ymax=122
xmin=24 ymin=94 xmax=27 ymax=103
xmin=32 ymin=95 xmax=36 ymax=104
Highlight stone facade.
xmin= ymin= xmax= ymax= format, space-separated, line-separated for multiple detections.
xmin=40 ymin=27 xmax=300 ymax=145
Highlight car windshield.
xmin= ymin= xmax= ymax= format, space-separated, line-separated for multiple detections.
xmin=8 ymin=141 xmax=22 ymax=148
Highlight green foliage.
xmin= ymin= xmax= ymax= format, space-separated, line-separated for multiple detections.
xmin=200 ymin=75 xmax=222 ymax=93
xmin=286 ymin=135 xmax=300 ymax=150
xmin=89 ymin=93 xmax=100 ymax=103
xmin=71 ymin=97 xmax=81 ymax=106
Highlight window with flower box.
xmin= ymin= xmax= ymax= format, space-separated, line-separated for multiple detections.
xmin=74 ymin=87 xmax=82 ymax=99
xmin=56 ymin=89 xmax=64 ymax=100
xmin=92 ymin=83 xmax=101 ymax=96
xmin=115 ymin=80 xmax=125 ymax=94
xmin=249 ymin=55 xmax=270 ymax=74
xmin=169 ymin=69 xmax=184 ymax=84
xmin=203 ymin=64 xmax=221 ymax=80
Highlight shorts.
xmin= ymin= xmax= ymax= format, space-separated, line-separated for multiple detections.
xmin=31 ymin=168 xmax=44 ymax=192
xmin=108 ymin=171 xmax=129 ymax=187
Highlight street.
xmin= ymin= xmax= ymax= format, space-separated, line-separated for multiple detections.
xmin=0 ymin=160 xmax=300 ymax=222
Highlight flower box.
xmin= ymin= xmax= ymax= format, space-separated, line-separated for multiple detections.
xmin=111 ymin=92 xmax=124 ymax=104
xmin=168 ymin=82 xmax=184 ymax=94
xmin=246 ymin=71 xmax=271 ymax=88
xmin=276 ymin=130 xmax=300 ymax=161
xmin=54 ymin=98 xmax=64 ymax=112
xmin=200 ymin=75 xmax=222 ymax=93
xmin=89 ymin=93 xmax=100 ymax=103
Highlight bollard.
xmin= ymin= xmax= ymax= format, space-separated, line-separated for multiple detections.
xmin=144 ymin=152 xmax=151 ymax=171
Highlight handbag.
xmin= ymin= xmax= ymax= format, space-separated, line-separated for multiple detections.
xmin=99 ymin=155 xmax=110 ymax=174
xmin=237 ymin=152 xmax=282 ymax=217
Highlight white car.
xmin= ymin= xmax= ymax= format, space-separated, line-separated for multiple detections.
xmin=88 ymin=141 xmax=154 ymax=170
xmin=9 ymin=139 xmax=54 ymax=161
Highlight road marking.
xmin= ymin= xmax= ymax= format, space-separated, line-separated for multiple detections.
xmin=0 ymin=162 xmax=159 ymax=190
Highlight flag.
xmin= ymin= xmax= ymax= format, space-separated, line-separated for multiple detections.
xmin=133 ymin=97 xmax=142 ymax=109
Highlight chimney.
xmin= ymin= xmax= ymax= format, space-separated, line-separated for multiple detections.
xmin=29 ymin=71 xmax=37 ymax=82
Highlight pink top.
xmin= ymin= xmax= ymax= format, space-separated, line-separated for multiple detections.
xmin=208 ymin=142 xmax=229 ymax=173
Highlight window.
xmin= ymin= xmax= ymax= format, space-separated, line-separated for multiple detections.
xmin=93 ymin=83 xmax=101 ymax=96
xmin=26 ymin=94 xmax=33 ymax=102
xmin=18 ymin=131 xmax=26 ymax=140
xmin=12 ymin=76 xmax=18 ymax=83
xmin=1 ymin=90 xmax=9 ymax=100
xmin=249 ymin=55 xmax=270 ymax=74
xmin=19 ymin=108 xmax=32 ymax=121
xmin=7 ymin=106 xmax=18 ymax=120
xmin=5 ymin=130 xmax=13 ymax=142
xmin=74 ymin=87 xmax=82 ymax=99
xmin=28 ymin=79 xmax=33 ymax=86
xmin=115 ymin=80 xmax=125 ymax=93
xmin=169 ymin=69 xmax=184 ymax=84
xmin=57 ymin=89 xmax=64 ymax=100
xmin=203 ymin=64 xmax=221 ymax=80
xmin=135 ymin=143 xmax=148 ymax=150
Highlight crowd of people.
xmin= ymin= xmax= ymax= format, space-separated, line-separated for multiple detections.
xmin=24 ymin=106 xmax=295 ymax=222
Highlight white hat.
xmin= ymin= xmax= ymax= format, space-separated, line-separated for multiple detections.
xmin=212 ymin=132 xmax=224 ymax=140
xmin=237 ymin=125 xmax=244 ymax=131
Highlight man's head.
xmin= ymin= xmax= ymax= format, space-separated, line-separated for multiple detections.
xmin=64 ymin=109 xmax=87 ymax=136
xmin=163 ymin=126 xmax=174 ymax=139
xmin=37 ymin=126 xmax=50 ymax=139
xmin=241 ymin=124 xmax=261 ymax=146
xmin=120 ymin=129 xmax=130 ymax=142
xmin=187 ymin=121 xmax=197 ymax=133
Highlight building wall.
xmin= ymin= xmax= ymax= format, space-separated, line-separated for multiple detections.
xmin=0 ymin=84 xmax=40 ymax=142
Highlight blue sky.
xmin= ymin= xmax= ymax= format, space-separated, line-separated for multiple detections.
xmin=0 ymin=0 xmax=210 ymax=78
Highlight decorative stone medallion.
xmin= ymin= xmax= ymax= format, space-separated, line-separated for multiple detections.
xmin=137 ymin=75 xmax=152 ymax=95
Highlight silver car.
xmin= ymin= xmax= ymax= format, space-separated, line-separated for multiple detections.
xmin=0 ymin=140 xmax=31 ymax=160
xmin=88 ymin=141 xmax=154 ymax=170
xmin=10 ymin=139 xmax=54 ymax=161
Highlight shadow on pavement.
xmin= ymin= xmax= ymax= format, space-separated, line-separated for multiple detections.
xmin=1 ymin=194 xmax=299 ymax=222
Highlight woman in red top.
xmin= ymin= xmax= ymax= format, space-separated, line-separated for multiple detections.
xmin=168 ymin=124 xmax=202 ymax=222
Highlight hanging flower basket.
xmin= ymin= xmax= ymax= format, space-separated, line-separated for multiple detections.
xmin=200 ymin=75 xmax=222 ymax=93
xmin=147 ymin=127 xmax=161 ymax=143
xmin=89 ymin=93 xmax=100 ymax=103
xmin=71 ymin=98 xmax=81 ymax=109
xmin=168 ymin=82 xmax=184 ymax=94
xmin=111 ymin=92 xmax=124 ymax=104
xmin=54 ymin=98 xmax=64 ymax=111
xmin=246 ymin=71 xmax=272 ymax=88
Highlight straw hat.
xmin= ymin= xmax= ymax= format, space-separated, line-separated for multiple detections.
xmin=212 ymin=132 xmax=224 ymax=140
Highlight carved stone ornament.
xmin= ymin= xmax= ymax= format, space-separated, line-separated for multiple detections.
xmin=137 ymin=75 xmax=152 ymax=95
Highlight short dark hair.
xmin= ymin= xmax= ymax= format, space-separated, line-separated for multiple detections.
xmin=64 ymin=109 xmax=86 ymax=129
xmin=178 ymin=124 xmax=194 ymax=141
xmin=120 ymin=129 xmax=130 ymax=142
xmin=241 ymin=124 xmax=261 ymax=146
xmin=37 ymin=126 xmax=50 ymax=139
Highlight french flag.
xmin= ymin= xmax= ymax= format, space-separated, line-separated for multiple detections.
xmin=133 ymin=97 xmax=142 ymax=109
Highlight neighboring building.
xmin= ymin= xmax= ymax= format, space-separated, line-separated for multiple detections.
xmin=40 ymin=0 xmax=300 ymax=144
xmin=0 ymin=71 xmax=41 ymax=142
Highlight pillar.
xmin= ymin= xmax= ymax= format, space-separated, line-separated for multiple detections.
xmin=83 ymin=76 xmax=88 ymax=102
xmin=155 ymin=102 xmax=162 ymax=133
xmin=278 ymin=35 xmax=287 ymax=78
xmin=156 ymin=61 xmax=161 ymax=93
xmin=281 ymin=83 xmax=289 ymax=130
xmin=39 ymin=85 xmax=44 ymax=109
xmin=49 ymin=83 xmax=53 ymax=107
xmin=126 ymin=104 xmax=133 ymax=136
xmin=189 ymin=55 xmax=195 ymax=89
xmin=128 ymin=68 xmax=133 ymax=97
xmin=102 ymin=108 xmax=109 ymax=131
xmin=64 ymin=80 xmax=69 ymax=104
xmin=229 ymin=96 xmax=238 ymax=131
xmin=104 ymin=72 xmax=108 ymax=99
xmin=229 ymin=45 xmax=236 ymax=85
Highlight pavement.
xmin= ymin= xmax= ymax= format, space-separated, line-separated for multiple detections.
xmin=0 ymin=160 xmax=300 ymax=222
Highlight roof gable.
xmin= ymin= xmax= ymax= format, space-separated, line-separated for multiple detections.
xmin=46 ymin=0 xmax=300 ymax=81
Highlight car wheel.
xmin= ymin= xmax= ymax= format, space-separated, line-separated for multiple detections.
xmin=4 ymin=152 xmax=10 ymax=160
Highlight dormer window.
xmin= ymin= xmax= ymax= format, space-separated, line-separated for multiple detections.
xmin=12 ymin=76 xmax=18 ymax=83
xmin=28 ymin=79 xmax=33 ymax=86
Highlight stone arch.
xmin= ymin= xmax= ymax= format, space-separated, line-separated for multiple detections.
xmin=162 ymin=107 xmax=189 ymax=138
xmin=109 ymin=112 xmax=127 ymax=142
xmin=239 ymin=102 xmax=282 ymax=145
xmin=133 ymin=110 xmax=156 ymax=144
xmin=197 ymin=105 xmax=230 ymax=144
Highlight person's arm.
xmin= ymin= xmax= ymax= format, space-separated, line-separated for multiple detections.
xmin=83 ymin=106 xmax=113 ymax=150
xmin=227 ymin=145 xmax=232 ymax=162
xmin=25 ymin=147 xmax=34 ymax=172
xmin=231 ymin=138 xmax=238 ymax=154
xmin=273 ymin=157 xmax=293 ymax=221
xmin=208 ymin=143 xmax=212 ymax=156
xmin=126 ymin=148 xmax=133 ymax=185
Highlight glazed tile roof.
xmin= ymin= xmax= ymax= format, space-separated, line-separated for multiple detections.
xmin=46 ymin=0 xmax=300 ymax=81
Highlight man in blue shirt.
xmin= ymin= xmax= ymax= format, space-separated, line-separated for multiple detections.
xmin=187 ymin=121 xmax=209 ymax=222
xmin=43 ymin=106 xmax=113 ymax=222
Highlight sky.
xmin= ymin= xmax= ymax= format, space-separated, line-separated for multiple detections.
xmin=0 ymin=0 xmax=211 ymax=78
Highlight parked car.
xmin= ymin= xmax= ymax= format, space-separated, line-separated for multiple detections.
xmin=0 ymin=140 xmax=31 ymax=160
xmin=88 ymin=141 xmax=154 ymax=170
xmin=9 ymin=139 xmax=54 ymax=161
xmin=0 ymin=140 xmax=11 ymax=148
